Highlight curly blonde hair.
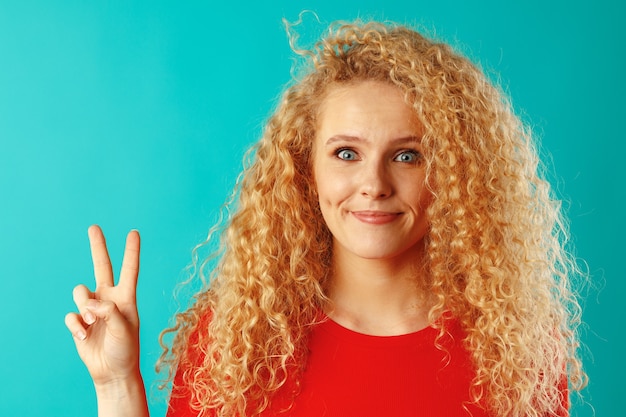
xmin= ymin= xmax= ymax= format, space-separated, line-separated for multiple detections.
xmin=158 ymin=20 xmax=586 ymax=416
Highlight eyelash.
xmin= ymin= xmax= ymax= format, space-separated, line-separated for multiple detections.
xmin=394 ymin=150 xmax=422 ymax=163
xmin=333 ymin=148 xmax=422 ymax=163
xmin=335 ymin=148 xmax=359 ymax=161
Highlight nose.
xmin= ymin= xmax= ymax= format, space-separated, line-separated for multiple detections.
xmin=359 ymin=160 xmax=392 ymax=199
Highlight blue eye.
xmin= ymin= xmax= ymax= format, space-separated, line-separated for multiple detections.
xmin=394 ymin=150 xmax=421 ymax=163
xmin=337 ymin=149 xmax=358 ymax=161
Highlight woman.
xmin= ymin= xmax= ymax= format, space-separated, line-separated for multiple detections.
xmin=66 ymin=20 xmax=586 ymax=416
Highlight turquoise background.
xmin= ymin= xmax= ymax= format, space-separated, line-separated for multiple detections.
xmin=0 ymin=1 xmax=622 ymax=416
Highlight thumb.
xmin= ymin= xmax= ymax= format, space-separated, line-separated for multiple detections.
xmin=84 ymin=299 xmax=133 ymax=336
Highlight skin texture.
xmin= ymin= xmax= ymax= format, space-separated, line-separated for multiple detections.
xmin=314 ymin=80 xmax=430 ymax=262
xmin=313 ymin=81 xmax=432 ymax=336
xmin=64 ymin=225 xmax=148 ymax=417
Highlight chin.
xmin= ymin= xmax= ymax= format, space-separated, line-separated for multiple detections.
xmin=346 ymin=242 xmax=422 ymax=262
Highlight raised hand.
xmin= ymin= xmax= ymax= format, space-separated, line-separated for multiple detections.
xmin=65 ymin=225 xmax=142 ymax=386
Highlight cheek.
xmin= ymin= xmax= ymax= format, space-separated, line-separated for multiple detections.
xmin=315 ymin=179 xmax=335 ymax=209
xmin=313 ymin=163 xmax=335 ymax=206
xmin=418 ymin=187 xmax=433 ymax=210
xmin=403 ymin=176 xmax=432 ymax=212
xmin=315 ymin=173 xmax=352 ymax=209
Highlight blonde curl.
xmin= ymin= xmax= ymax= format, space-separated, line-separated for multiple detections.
xmin=158 ymin=20 xmax=586 ymax=416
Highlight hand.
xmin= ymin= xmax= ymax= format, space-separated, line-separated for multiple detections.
xmin=65 ymin=225 xmax=142 ymax=387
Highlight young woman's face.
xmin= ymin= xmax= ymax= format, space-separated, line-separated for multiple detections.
xmin=313 ymin=80 xmax=432 ymax=262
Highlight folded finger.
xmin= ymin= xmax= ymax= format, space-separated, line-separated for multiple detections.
xmin=65 ymin=312 xmax=87 ymax=341
xmin=73 ymin=284 xmax=97 ymax=325
xmin=88 ymin=225 xmax=114 ymax=289
xmin=84 ymin=299 xmax=131 ymax=337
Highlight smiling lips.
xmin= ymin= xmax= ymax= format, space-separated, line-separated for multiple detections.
xmin=351 ymin=211 xmax=402 ymax=225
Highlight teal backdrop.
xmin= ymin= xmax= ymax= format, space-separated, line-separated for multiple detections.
xmin=0 ymin=1 xmax=622 ymax=416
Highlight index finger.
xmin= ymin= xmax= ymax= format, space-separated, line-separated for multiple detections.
xmin=88 ymin=225 xmax=114 ymax=288
xmin=118 ymin=229 xmax=140 ymax=295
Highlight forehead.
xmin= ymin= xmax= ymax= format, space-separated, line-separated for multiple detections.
xmin=315 ymin=80 xmax=422 ymax=140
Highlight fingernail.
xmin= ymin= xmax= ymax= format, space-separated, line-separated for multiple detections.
xmin=75 ymin=330 xmax=87 ymax=341
xmin=84 ymin=311 xmax=96 ymax=325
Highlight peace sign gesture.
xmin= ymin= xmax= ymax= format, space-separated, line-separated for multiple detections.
xmin=65 ymin=225 xmax=147 ymax=403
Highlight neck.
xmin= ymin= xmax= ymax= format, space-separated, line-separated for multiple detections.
xmin=326 ymin=244 xmax=432 ymax=336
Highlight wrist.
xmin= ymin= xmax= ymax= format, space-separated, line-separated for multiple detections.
xmin=94 ymin=370 xmax=149 ymax=417
xmin=94 ymin=369 xmax=143 ymax=394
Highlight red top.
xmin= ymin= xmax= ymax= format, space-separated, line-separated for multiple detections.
xmin=166 ymin=314 xmax=500 ymax=416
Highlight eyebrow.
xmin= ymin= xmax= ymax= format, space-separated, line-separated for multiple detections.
xmin=324 ymin=135 xmax=422 ymax=146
